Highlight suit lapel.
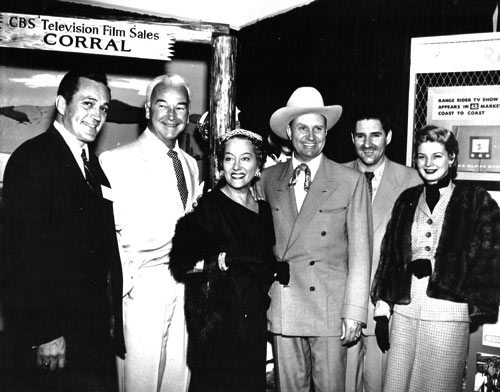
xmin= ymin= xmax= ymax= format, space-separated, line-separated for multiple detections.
xmin=272 ymin=160 xmax=298 ymax=229
xmin=372 ymin=159 xmax=396 ymax=233
xmin=285 ymin=159 xmax=339 ymax=252
xmin=137 ymin=132 xmax=189 ymax=211
xmin=47 ymin=127 xmax=91 ymax=192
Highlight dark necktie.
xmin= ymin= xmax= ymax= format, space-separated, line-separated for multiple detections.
xmin=81 ymin=148 xmax=96 ymax=192
xmin=364 ymin=171 xmax=375 ymax=200
xmin=168 ymin=149 xmax=188 ymax=208
xmin=288 ymin=164 xmax=311 ymax=192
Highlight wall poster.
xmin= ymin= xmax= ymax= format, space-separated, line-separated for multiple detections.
xmin=426 ymin=85 xmax=500 ymax=180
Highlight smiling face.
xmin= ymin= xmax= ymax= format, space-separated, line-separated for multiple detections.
xmin=222 ymin=137 xmax=258 ymax=191
xmin=146 ymin=83 xmax=189 ymax=149
xmin=352 ymin=118 xmax=392 ymax=168
xmin=56 ymin=77 xmax=110 ymax=146
xmin=416 ymin=141 xmax=455 ymax=184
xmin=287 ymin=113 xmax=327 ymax=163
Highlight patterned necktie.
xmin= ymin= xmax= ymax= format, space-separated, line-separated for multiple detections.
xmin=288 ymin=164 xmax=311 ymax=192
xmin=364 ymin=171 xmax=375 ymax=201
xmin=81 ymin=148 xmax=96 ymax=192
xmin=168 ymin=149 xmax=188 ymax=208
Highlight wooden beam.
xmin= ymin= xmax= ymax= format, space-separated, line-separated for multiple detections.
xmin=208 ymin=34 xmax=237 ymax=188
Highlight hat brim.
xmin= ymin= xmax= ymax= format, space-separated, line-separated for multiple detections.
xmin=269 ymin=105 xmax=343 ymax=139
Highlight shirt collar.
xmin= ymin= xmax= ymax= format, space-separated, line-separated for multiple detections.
xmin=291 ymin=153 xmax=322 ymax=181
xmin=143 ymin=127 xmax=180 ymax=155
xmin=53 ymin=120 xmax=89 ymax=160
xmin=356 ymin=156 xmax=386 ymax=179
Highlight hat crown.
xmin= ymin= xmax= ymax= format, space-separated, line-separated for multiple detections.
xmin=286 ymin=87 xmax=325 ymax=108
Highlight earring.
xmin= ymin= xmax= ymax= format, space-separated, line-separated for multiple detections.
xmin=255 ymin=170 xmax=261 ymax=178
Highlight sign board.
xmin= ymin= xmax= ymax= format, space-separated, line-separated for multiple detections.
xmin=428 ymin=86 xmax=500 ymax=123
xmin=0 ymin=12 xmax=174 ymax=60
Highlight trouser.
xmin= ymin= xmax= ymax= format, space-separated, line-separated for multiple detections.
xmin=117 ymin=265 xmax=189 ymax=392
xmin=273 ymin=334 xmax=346 ymax=392
xmin=383 ymin=313 xmax=469 ymax=392
xmin=345 ymin=334 xmax=388 ymax=392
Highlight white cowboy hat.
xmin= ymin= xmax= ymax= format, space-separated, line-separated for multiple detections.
xmin=269 ymin=87 xmax=343 ymax=139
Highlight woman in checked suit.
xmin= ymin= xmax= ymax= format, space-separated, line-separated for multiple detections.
xmin=371 ymin=125 xmax=500 ymax=392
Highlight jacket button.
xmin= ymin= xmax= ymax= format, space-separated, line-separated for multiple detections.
xmin=321 ymin=231 xmax=326 ymax=236
xmin=427 ymin=218 xmax=433 ymax=225
xmin=310 ymin=261 xmax=315 ymax=266
xmin=77 ymin=207 xmax=84 ymax=212
xmin=425 ymin=246 xmax=431 ymax=251
xmin=425 ymin=232 xmax=432 ymax=238
xmin=310 ymin=286 xmax=315 ymax=291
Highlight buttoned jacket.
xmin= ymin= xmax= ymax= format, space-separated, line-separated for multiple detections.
xmin=371 ymin=182 xmax=500 ymax=324
xmin=261 ymin=155 xmax=372 ymax=336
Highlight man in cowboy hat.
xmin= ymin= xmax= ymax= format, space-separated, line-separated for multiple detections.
xmin=260 ymin=87 xmax=373 ymax=392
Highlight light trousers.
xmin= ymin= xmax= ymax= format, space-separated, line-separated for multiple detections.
xmin=345 ymin=334 xmax=387 ymax=392
xmin=273 ymin=334 xmax=346 ymax=392
xmin=117 ymin=265 xmax=189 ymax=392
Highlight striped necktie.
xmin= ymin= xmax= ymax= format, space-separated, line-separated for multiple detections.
xmin=81 ymin=149 xmax=96 ymax=192
xmin=168 ymin=149 xmax=188 ymax=208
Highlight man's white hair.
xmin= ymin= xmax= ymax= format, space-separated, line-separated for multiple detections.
xmin=145 ymin=74 xmax=192 ymax=105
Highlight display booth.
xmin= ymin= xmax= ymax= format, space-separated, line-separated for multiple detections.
xmin=0 ymin=9 xmax=236 ymax=189
xmin=408 ymin=32 xmax=500 ymax=391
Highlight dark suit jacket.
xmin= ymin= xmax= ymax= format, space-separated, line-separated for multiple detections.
xmin=1 ymin=126 xmax=124 ymax=370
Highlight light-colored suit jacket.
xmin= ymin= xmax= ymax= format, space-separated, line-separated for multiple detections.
xmin=344 ymin=158 xmax=422 ymax=334
xmin=99 ymin=129 xmax=201 ymax=295
xmin=261 ymin=155 xmax=373 ymax=336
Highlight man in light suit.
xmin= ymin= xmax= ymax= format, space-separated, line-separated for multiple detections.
xmin=100 ymin=74 xmax=201 ymax=392
xmin=1 ymin=69 xmax=124 ymax=391
xmin=261 ymin=87 xmax=373 ymax=392
xmin=344 ymin=112 xmax=422 ymax=392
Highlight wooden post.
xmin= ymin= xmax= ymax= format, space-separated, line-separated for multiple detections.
xmin=208 ymin=34 xmax=237 ymax=188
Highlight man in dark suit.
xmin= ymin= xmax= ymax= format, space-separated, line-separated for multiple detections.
xmin=261 ymin=87 xmax=373 ymax=392
xmin=0 ymin=69 xmax=124 ymax=391
xmin=344 ymin=111 xmax=421 ymax=392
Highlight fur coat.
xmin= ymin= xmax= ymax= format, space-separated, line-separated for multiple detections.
xmin=371 ymin=182 xmax=500 ymax=324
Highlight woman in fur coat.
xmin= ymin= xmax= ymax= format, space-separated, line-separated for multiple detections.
xmin=169 ymin=129 xmax=289 ymax=392
xmin=371 ymin=125 xmax=500 ymax=392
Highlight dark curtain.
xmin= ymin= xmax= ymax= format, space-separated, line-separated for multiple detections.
xmin=235 ymin=0 xmax=498 ymax=164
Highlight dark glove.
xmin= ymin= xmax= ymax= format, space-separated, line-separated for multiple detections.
xmin=374 ymin=316 xmax=390 ymax=353
xmin=406 ymin=258 xmax=432 ymax=279
xmin=274 ymin=261 xmax=290 ymax=285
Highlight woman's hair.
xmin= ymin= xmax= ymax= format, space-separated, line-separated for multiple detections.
xmin=414 ymin=125 xmax=459 ymax=179
xmin=216 ymin=129 xmax=266 ymax=171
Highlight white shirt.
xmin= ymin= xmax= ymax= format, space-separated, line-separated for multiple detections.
xmin=291 ymin=153 xmax=322 ymax=211
xmin=53 ymin=120 xmax=87 ymax=177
